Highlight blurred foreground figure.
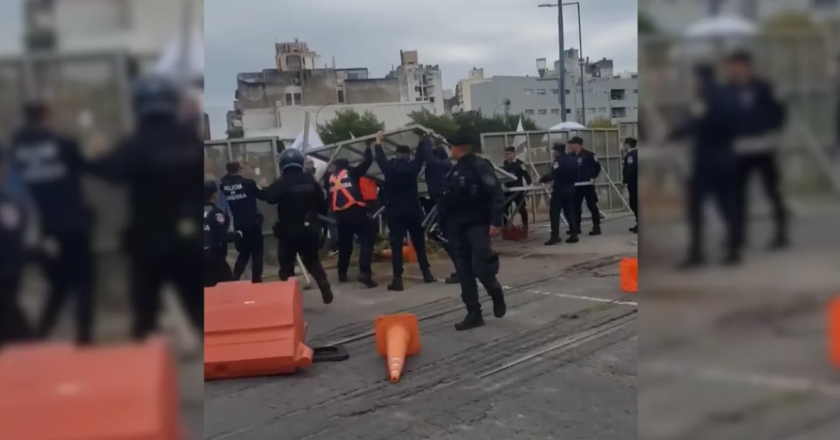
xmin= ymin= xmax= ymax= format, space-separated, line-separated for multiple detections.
xmin=265 ymin=148 xmax=334 ymax=304
xmin=220 ymin=161 xmax=266 ymax=282
xmin=9 ymin=103 xmax=96 ymax=345
xmin=623 ymin=137 xmax=639 ymax=233
xmin=423 ymin=144 xmax=460 ymax=284
xmin=441 ymin=133 xmax=506 ymax=331
xmin=373 ymin=130 xmax=435 ymax=291
xmin=203 ymin=181 xmax=240 ymax=287
xmin=0 ymin=152 xmax=33 ymax=347
xmin=671 ymin=64 xmax=741 ymax=267
xmin=725 ymin=51 xmax=789 ymax=249
xmin=95 ymin=76 xmax=204 ymax=340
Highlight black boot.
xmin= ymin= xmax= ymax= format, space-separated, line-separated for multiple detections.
xmin=358 ymin=273 xmax=378 ymax=288
xmin=445 ymin=273 xmax=460 ymax=284
xmin=422 ymin=269 xmax=436 ymax=283
xmin=544 ymin=236 xmax=562 ymax=246
xmin=318 ymin=281 xmax=334 ymax=304
xmin=629 ymin=225 xmax=638 ymax=234
xmin=566 ymin=234 xmax=579 ymax=243
xmin=387 ymin=276 xmax=404 ymax=291
xmin=589 ymin=225 xmax=602 ymax=236
xmin=491 ymin=294 xmax=507 ymax=318
xmin=338 ymin=272 xmax=348 ymax=283
xmin=454 ymin=311 xmax=485 ymax=331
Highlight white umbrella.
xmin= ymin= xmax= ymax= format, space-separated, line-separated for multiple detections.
xmin=684 ymin=16 xmax=758 ymax=38
xmin=548 ymin=121 xmax=586 ymax=131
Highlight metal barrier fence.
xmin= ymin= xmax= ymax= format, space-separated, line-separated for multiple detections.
xmin=204 ymin=136 xmax=283 ymax=266
xmin=481 ymin=126 xmax=636 ymax=217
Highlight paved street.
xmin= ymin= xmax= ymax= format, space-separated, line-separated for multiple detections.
xmin=205 ymin=215 xmax=639 ymax=440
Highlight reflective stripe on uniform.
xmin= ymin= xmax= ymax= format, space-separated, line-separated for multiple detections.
xmin=330 ymin=169 xmax=366 ymax=211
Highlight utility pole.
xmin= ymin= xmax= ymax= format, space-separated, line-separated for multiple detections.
xmin=539 ymin=2 xmax=585 ymax=123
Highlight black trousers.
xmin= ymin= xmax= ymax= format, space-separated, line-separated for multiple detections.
xmin=232 ymin=224 xmax=264 ymax=282
xmin=0 ymin=268 xmax=33 ymax=347
xmin=736 ymin=153 xmax=787 ymax=243
xmin=550 ymin=188 xmax=578 ymax=238
xmin=447 ymin=223 xmax=503 ymax=313
xmin=335 ymin=207 xmax=374 ymax=275
xmin=503 ymin=193 xmax=528 ymax=227
xmin=37 ymin=233 xmax=95 ymax=345
xmin=203 ymin=251 xmax=233 ymax=288
xmin=627 ymin=182 xmax=638 ymax=223
xmin=423 ymin=196 xmax=458 ymax=274
xmin=131 ymin=246 xmax=203 ymax=341
xmin=574 ymin=185 xmax=601 ymax=231
xmin=686 ymin=169 xmax=740 ymax=259
xmin=387 ymin=208 xmax=431 ymax=276
xmin=277 ymin=227 xmax=329 ymax=287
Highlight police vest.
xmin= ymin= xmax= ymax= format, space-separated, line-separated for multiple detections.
xmin=329 ymin=170 xmax=365 ymax=211
xmin=359 ymin=177 xmax=378 ymax=201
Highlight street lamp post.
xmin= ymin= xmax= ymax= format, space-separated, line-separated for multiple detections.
xmin=538 ymin=2 xmax=586 ymax=124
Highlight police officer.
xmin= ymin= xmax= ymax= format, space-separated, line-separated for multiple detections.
xmin=0 ymin=152 xmax=33 ymax=347
xmin=670 ymin=64 xmax=741 ymax=267
xmin=329 ymin=146 xmax=377 ymax=288
xmin=373 ymin=131 xmax=436 ymax=291
xmin=264 ymin=149 xmax=334 ymax=304
xmin=540 ymin=143 xmax=579 ymax=245
xmin=93 ymin=75 xmax=204 ymax=339
xmin=501 ymin=146 xmax=532 ymax=231
xmin=622 ymin=137 xmax=639 ymax=233
xmin=725 ymin=51 xmax=788 ymax=249
xmin=567 ymin=136 xmax=602 ymax=236
xmin=220 ymin=161 xmax=267 ymax=282
xmin=440 ymin=133 xmax=506 ymax=331
xmin=204 ymin=181 xmax=241 ymax=287
xmin=8 ymin=102 xmax=96 ymax=345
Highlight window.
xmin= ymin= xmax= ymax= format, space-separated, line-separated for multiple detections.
xmin=538 ymin=109 xmax=547 ymax=115
xmin=565 ymin=89 xmax=570 ymax=94
xmin=430 ymin=97 xmax=435 ymax=103
xmin=524 ymin=89 xmax=533 ymax=95
xmin=537 ymin=89 xmax=546 ymax=95
xmin=285 ymin=93 xmax=293 ymax=106
xmin=611 ymin=107 xmax=627 ymax=118
xmin=293 ymin=93 xmax=302 ymax=105
xmin=587 ymin=108 xmax=595 ymax=112
xmin=415 ymin=86 xmax=421 ymax=92
xmin=633 ymin=89 xmax=638 ymax=94
xmin=598 ymin=107 xmax=606 ymax=112
xmin=551 ymin=109 xmax=560 ymax=115
xmin=524 ymin=109 xmax=534 ymax=115
xmin=416 ymin=97 xmax=422 ymax=101
xmin=551 ymin=89 xmax=558 ymax=94
xmin=610 ymin=89 xmax=626 ymax=100
xmin=337 ymin=90 xmax=345 ymax=104
xmin=566 ymin=109 xmax=571 ymax=114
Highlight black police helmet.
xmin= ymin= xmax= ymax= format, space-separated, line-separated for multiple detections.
xmin=278 ymin=148 xmax=305 ymax=171
xmin=132 ymin=75 xmax=180 ymax=119
xmin=204 ymin=180 xmax=218 ymax=202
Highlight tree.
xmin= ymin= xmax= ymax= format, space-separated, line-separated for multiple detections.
xmin=317 ymin=109 xmax=385 ymax=145
xmin=406 ymin=108 xmax=460 ymax=138
xmin=639 ymin=13 xmax=659 ymax=36
xmin=762 ymin=11 xmax=820 ymax=35
xmin=406 ymin=109 xmax=538 ymax=148
xmin=586 ymin=117 xmax=616 ymax=128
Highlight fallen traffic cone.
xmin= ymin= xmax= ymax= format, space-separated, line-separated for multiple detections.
xmin=374 ymin=313 xmax=421 ymax=383
xmin=403 ymin=241 xmax=417 ymax=263
xmin=620 ymin=257 xmax=638 ymax=293
xmin=830 ymin=298 xmax=840 ymax=367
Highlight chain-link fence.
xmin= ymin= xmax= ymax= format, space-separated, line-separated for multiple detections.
xmin=481 ymin=126 xmax=636 ymax=223
xmin=204 ymin=137 xmax=283 ymax=266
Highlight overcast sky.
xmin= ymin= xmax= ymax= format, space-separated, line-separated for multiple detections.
xmin=206 ymin=0 xmax=639 ymax=139
xmin=0 ymin=0 xmax=23 ymax=55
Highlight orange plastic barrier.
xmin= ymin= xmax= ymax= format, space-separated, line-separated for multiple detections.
xmin=374 ymin=313 xmax=421 ymax=383
xmin=620 ymin=257 xmax=638 ymax=293
xmin=0 ymin=337 xmax=183 ymax=440
xmin=501 ymin=225 xmax=528 ymax=241
xmin=830 ymin=298 xmax=840 ymax=368
xmin=204 ymin=280 xmax=313 ymax=380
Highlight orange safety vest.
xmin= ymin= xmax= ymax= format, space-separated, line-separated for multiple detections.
xmin=329 ymin=170 xmax=366 ymax=211
xmin=359 ymin=177 xmax=378 ymax=201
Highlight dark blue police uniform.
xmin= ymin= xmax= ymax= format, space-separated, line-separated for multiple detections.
xmin=219 ymin=173 xmax=266 ymax=282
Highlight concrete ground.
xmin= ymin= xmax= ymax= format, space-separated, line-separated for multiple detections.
xmin=205 ymin=214 xmax=639 ymax=440
xmin=639 ymin=202 xmax=840 ymax=440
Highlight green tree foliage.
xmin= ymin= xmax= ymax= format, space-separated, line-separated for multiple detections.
xmin=762 ymin=11 xmax=820 ymax=35
xmin=406 ymin=109 xmax=538 ymax=147
xmin=317 ymin=109 xmax=385 ymax=145
xmin=586 ymin=117 xmax=616 ymax=128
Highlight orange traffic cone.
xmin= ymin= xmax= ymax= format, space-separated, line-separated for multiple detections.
xmin=620 ymin=257 xmax=638 ymax=293
xmin=830 ymin=298 xmax=840 ymax=367
xmin=374 ymin=313 xmax=421 ymax=383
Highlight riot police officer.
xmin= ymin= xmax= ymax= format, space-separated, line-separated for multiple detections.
xmin=440 ymin=133 xmax=506 ymax=331
xmin=501 ymin=146 xmax=532 ymax=231
xmin=328 ymin=147 xmax=376 ymax=288
xmin=0 ymin=152 xmax=33 ymax=347
xmin=568 ymin=136 xmax=602 ymax=236
xmin=93 ymin=75 xmax=204 ymax=339
xmin=8 ymin=101 xmax=96 ymax=345
xmin=220 ymin=161 xmax=267 ymax=282
xmin=264 ymin=149 xmax=334 ymax=304
xmin=373 ymin=131 xmax=435 ymax=291
xmin=540 ymin=143 xmax=579 ymax=245
xmin=622 ymin=137 xmax=639 ymax=233
xmin=204 ymin=181 xmax=241 ymax=287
